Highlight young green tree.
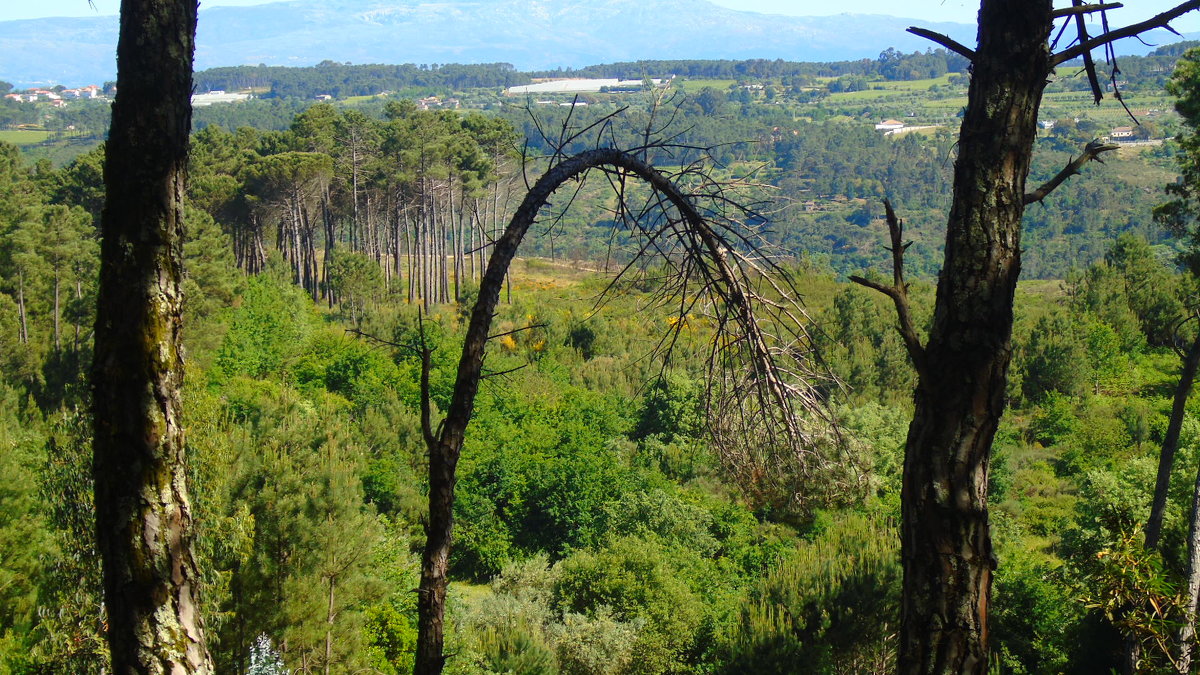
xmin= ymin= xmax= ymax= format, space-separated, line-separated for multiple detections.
xmin=1150 ymin=45 xmax=1200 ymax=672
xmin=36 ymin=205 xmax=95 ymax=352
xmin=215 ymin=397 xmax=384 ymax=675
xmin=0 ymin=385 xmax=53 ymax=671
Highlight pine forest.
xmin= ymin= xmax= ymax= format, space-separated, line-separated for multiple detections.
xmin=11 ymin=7 xmax=1200 ymax=673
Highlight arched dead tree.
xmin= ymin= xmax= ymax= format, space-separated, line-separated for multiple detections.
xmin=411 ymin=127 xmax=842 ymax=673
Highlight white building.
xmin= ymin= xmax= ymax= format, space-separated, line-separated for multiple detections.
xmin=506 ymin=78 xmax=666 ymax=95
xmin=191 ymin=91 xmax=251 ymax=107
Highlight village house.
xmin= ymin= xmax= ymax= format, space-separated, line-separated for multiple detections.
xmin=62 ymin=85 xmax=102 ymax=99
xmin=874 ymin=119 xmax=905 ymax=131
xmin=1110 ymin=126 xmax=1135 ymax=140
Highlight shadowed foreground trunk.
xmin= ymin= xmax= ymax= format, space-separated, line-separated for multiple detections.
xmin=91 ymin=0 xmax=212 ymax=672
xmin=881 ymin=1 xmax=1199 ymax=672
xmin=1168 ymin=330 xmax=1200 ymax=672
xmin=895 ymin=4 xmax=1050 ymax=672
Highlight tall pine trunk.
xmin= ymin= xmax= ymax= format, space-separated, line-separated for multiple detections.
xmin=1179 ymin=463 xmax=1200 ymax=672
xmin=53 ymin=267 xmax=61 ymax=351
xmin=898 ymin=2 xmax=1050 ymax=672
xmin=91 ymin=0 xmax=213 ymax=672
xmin=1156 ymin=331 xmax=1200 ymax=671
xmin=16 ymin=271 xmax=27 ymax=344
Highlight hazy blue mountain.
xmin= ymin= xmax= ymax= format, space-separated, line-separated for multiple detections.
xmin=0 ymin=0 xmax=1191 ymax=87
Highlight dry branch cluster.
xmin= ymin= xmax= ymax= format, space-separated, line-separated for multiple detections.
xmin=522 ymin=101 xmax=855 ymax=514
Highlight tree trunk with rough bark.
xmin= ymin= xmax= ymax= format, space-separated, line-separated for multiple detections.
xmin=1177 ymin=453 xmax=1200 ymax=672
xmin=898 ymin=2 xmax=1050 ymax=673
xmin=91 ymin=0 xmax=213 ymax=673
xmin=16 ymin=272 xmax=27 ymax=344
xmin=1146 ymin=329 xmax=1200 ymax=550
xmin=891 ymin=4 xmax=1200 ymax=671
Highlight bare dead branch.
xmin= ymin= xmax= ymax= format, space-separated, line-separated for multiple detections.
xmin=418 ymin=308 xmax=436 ymax=449
xmin=415 ymin=106 xmax=851 ymax=672
xmin=848 ymin=200 xmax=927 ymax=374
xmin=481 ymin=363 xmax=530 ymax=379
xmin=487 ymin=323 xmax=546 ymax=341
xmin=907 ymin=27 xmax=976 ymax=61
xmin=1052 ymin=0 xmax=1200 ymax=66
xmin=1053 ymin=2 xmax=1124 ymax=18
xmin=1073 ymin=0 xmax=1105 ymax=104
xmin=515 ymin=147 xmax=839 ymax=507
xmin=345 ymin=327 xmax=407 ymax=351
xmin=1024 ymin=139 xmax=1119 ymax=204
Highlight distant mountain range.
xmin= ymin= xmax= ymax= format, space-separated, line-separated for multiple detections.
xmin=1 ymin=0 xmax=1194 ymax=88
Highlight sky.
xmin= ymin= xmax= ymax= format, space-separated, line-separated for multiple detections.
xmin=3 ymin=0 xmax=1200 ymax=31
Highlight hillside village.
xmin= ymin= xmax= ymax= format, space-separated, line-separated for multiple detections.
xmin=4 ymin=84 xmax=104 ymax=106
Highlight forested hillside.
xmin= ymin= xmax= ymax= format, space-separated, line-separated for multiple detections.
xmin=6 ymin=43 xmax=1200 ymax=673
xmin=5 ymin=45 xmax=1193 ymax=279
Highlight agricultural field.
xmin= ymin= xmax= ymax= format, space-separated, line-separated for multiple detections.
xmin=0 ymin=129 xmax=50 ymax=145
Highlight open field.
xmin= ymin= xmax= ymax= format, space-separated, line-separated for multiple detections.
xmin=676 ymin=78 xmax=736 ymax=93
xmin=823 ymin=74 xmax=959 ymax=101
xmin=0 ymin=129 xmax=51 ymax=145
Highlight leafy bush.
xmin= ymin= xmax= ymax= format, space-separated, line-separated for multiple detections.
xmin=719 ymin=511 xmax=899 ymax=674
xmin=214 ymin=272 xmax=313 ymax=380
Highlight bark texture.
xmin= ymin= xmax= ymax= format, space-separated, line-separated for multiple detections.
xmin=1169 ymin=332 xmax=1200 ymax=673
xmin=91 ymin=0 xmax=212 ymax=673
xmin=898 ymin=2 xmax=1051 ymax=673
xmin=1179 ymin=450 xmax=1200 ymax=672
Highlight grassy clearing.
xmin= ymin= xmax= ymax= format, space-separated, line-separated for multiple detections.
xmin=825 ymin=75 xmax=962 ymax=102
xmin=869 ymin=74 xmax=957 ymax=91
xmin=343 ymin=94 xmax=386 ymax=104
xmin=0 ymin=130 xmax=51 ymax=145
xmin=677 ymin=78 xmax=736 ymax=93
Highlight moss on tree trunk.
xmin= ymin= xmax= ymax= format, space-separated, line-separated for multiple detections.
xmin=91 ymin=0 xmax=213 ymax=672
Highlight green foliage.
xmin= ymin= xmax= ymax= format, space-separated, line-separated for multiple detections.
xmin=326 ymin=247 xmax=384 ymax=323
xmin=453 ymin=381 xmax=640 ymax=575
xmin=193 ymin=382 xmax=386 ymax=673
xmin=1077 ymin=532 xmax=1182 ymax=673
xmin=292 ymin=328 xmax=405 ymax=408
xmin=990 ymin=547 xmax=1083 ymax=674
xmin=719 ymin=511 xmax=900 ymax=674
xmin=632 ymin=373 xmax=703 ymax=442
xmin=214 ymin=270 xmax=314 ymax=380
xmin=1159 ymin=47 xmax=1200 ymax=276
xmin=0 ymin=385 xmax=51 ymax=673
xmin=364 ymin=598 xmax=418 ymax=675
xmin=182 ymin=206 xmax=238 ymax=322
xmin=818 ymin=285 xmax=919 ymax=403
xmin=361 ymin=530 xmax=420 ymax=674
xmin=1021 ymin=314 xmax=1092 ymax=402
xmin=31 ymin=409 xmax=108 ymax=673
xmin=1029 ymin=391 xmax=1082 ymax=447
xmin=555 ymin=536 xmax=709 ymax=674
xmin=600 ymin=489 xmax=719 ymax=557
